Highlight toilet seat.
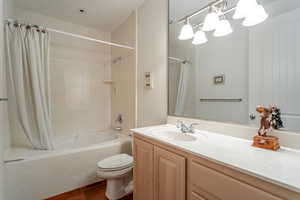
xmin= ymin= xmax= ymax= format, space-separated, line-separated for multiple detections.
xmin=97 ymin=154 xmax=133 ymax=172
xmin=97 ymin=166 xmax=133 ymax=179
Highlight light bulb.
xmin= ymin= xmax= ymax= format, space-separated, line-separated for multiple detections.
xmin=233 ymin=0 xmax=258 ymax=19
xmin=192 ymin=30 xmax=208 ymax=45
xmin=214 ymin=19 xmax=233 ymax=37
xmin=203 ymin=12 xmax=220 ymax=32
xmin=243 ymin=5 xmax=268 ymax=27
xmin=178 ymin=22 xmax=194 ymax=40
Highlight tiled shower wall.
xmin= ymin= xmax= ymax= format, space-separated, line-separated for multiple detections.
xmin=111 ymin=12 xmax=136 ymax=134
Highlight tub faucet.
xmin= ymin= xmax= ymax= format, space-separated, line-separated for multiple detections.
xmin=176 ymin=121 xmax=199 ymax=134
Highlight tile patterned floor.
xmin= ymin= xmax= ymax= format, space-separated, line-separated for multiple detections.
xmin=45 ymin=181 xmax=133 ymax=200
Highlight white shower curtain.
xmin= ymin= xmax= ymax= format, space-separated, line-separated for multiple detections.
xmin=5 ymin=22 xmax=54 ymax=150
xmin=174 ymin=62 xmax=191 ymax=116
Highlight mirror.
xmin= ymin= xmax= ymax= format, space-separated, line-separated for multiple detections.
xmin=168 ymin=0 xmax=300 ymax=132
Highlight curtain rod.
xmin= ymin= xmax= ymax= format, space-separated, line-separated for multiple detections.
xmin=47 ymin=28 xmax=134 ymax=50
xmin=5 ymin=18 xmax=135 ymax=50
xmin=168 ymin=57 xmax=191 ymax=64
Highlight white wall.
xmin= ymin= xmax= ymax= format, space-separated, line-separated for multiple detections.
xmin=6 ymin=6 xmax=113 ymax=147
xmin=136 ymin=0 xmax=168 ymax=127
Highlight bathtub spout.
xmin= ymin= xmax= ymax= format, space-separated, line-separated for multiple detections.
xmin=114 ymin=127 xmax=122 ymax=131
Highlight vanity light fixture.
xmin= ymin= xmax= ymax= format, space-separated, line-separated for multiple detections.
xmin=178 ymin=19 xmax=194 ymax=40
xmin=234 ymin=0 xmax=268 ymax=26
xmin=213 ymin=16 xmax=233 ymax=37
xmin=202 ymin=7 xmax=220 ymax=32
xmin=242 ymin=4 xmax=269 ymax=27
xmin=192 ymin=28 xmax=208 ymax=45
xmin=233 ymin=0 xmax=258 ymax=19
xmin=176 ymin=0 xmax=269 ymax=44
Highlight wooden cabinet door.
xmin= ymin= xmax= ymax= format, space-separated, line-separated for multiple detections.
xmin=133 ymin=138 xmax=154 ymax=200
xmin=154 ymin=146 xmax=186 ymax=200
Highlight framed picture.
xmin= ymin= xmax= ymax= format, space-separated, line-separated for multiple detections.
xmin=213 ymin=75 xmax=225 ymax=85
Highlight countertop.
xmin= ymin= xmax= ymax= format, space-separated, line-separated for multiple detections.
xmin=131 ymin=124 xmax=300 ymax=193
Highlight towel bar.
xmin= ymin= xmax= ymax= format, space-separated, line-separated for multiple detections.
xmin=200 ymin=98 xmax=242 ymax=102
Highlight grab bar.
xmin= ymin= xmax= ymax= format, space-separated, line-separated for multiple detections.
xmin=200 ymin=98 xmax=242 ymax=102
xmin=4 ymin=158 xmax=25 ymax=163
xmin=0 ymin=98 xmax=8 ymax=102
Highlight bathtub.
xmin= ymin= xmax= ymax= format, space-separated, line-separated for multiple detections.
xmin=4 ymin=130 xmax=132 ymax=200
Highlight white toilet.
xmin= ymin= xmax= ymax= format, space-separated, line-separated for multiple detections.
xmin=97 ymin=154 xmax=134 ymax=200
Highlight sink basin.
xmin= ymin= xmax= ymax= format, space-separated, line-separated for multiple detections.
xmin=152 ymin=130 xmax=197 ymax=142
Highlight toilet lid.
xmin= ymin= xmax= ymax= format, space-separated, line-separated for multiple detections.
xmin=97 ymin=154 xmax=133 ymax=170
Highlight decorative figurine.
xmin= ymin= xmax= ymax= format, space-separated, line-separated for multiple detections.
xmin=252 ymin=105 xmax=283 ymax=151
xmin=256 ymin=105 xmax=272 ymax=136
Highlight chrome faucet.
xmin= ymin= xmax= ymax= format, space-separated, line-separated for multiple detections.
xmin=176 ymin=121 xmax=199 ymax=133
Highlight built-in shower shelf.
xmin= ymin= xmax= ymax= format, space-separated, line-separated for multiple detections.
xmin=103 ymin=80 xmax=115 ymax=84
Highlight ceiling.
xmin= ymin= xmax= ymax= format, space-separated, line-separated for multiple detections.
xmin=12 ymin=0 xmax=145 ymax=32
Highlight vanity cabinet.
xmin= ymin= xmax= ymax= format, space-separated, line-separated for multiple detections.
xmin=133 ymin=137 xmax=186 ymax=200
xmin=133 ymin=134 xmax=300 ymax=200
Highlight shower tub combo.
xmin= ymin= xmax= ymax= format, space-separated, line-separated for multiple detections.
xmin=4 ymin=130 xmax=131 ymax=200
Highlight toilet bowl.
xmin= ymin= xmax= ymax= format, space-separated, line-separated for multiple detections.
xmin=97 ymin=154 xmax=133 ymax=200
